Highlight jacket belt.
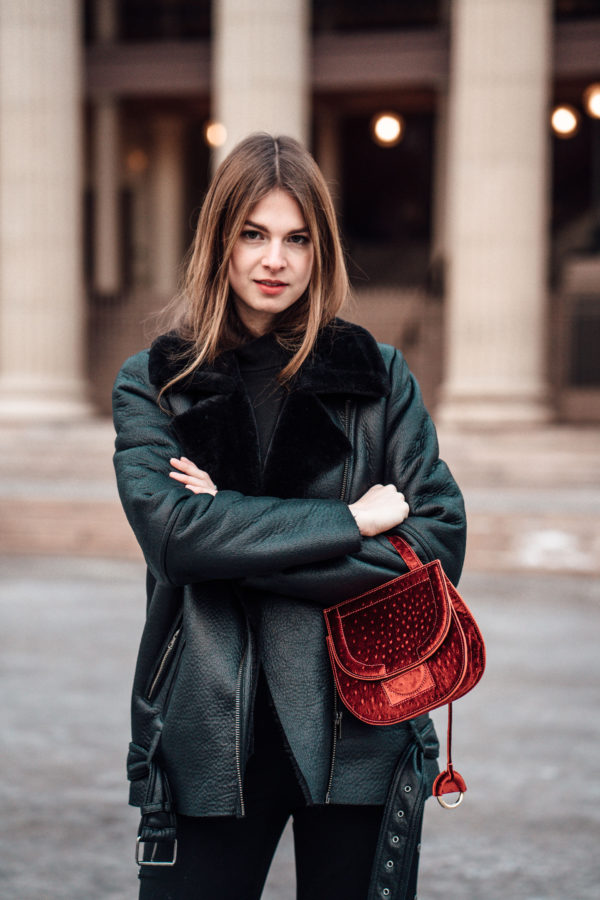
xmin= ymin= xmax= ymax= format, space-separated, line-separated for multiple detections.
xmin=128 ymin=741 xmax=177 ymax=865
xmin=367 ymin=717 xmax=439 ymax=900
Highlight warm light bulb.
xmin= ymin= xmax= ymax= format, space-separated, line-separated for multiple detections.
xmin=371 ymin=113 xmax=404 ymax=147
xmin=126 ymin=149 xmax=149 ymax=174
xmin=583 ymin=84 xmax=600 ymax=120
xmin=551 ymin=105 xmax=580 ymax=138
xmin=204 ymin=121 xmax=227 ymax=148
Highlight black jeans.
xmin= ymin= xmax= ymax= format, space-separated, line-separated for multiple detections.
xmin=138 ymin=673 xmax=385 ymax=899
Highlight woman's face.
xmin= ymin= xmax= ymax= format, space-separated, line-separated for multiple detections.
xmin=228 ymin=189 xmax=314 ymax=337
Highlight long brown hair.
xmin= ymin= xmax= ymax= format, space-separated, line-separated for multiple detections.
xmin=160 ymin=133 xmax=349 ymax=396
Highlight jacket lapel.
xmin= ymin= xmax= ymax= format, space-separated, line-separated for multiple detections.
xmin=148 ymin=320 xmax=390 ymax=498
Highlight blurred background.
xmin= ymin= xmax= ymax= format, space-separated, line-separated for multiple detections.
xmin=0 ymin=0 xmax=599 ymax=422
xmin=1 ymin=3 xmax=600 ymax=899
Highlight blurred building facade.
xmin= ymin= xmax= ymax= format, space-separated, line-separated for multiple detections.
xmin=0 ymin=0 xmax=599 ymax=421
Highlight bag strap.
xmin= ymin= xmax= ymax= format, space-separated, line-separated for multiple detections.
xmin=386 ymin=533 xmax=423 ymax=571
xmin=433 ymin=703 xmax=467 ymax=808
xmin=387 ymin=535 xmax=469 ymax=808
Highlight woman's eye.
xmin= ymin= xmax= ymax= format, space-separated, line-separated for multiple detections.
xmin=288 ymin=233 xmax=309 ymax=246
xmin=242 ymin=229 xmax=262 ymax=241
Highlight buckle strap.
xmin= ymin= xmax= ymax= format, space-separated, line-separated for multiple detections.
xmin=367 ymin=742 xmax=426 ymax=900
xmin=130 ymin=744 xmax=178 ymax=866
xmin=136 ymin=837 xmax=178 ymax=867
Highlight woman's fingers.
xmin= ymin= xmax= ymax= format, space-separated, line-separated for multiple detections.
xmin=184 ymin=483 xmax=218 ymax=496
xmin=348 ymin=483 xmax=410 ymax=536
xmin=170 ymin=473 xmax=218 ymax=495
xmin=169 ymin=458 xmax=217 ymax=494
xmin=170 ymin=456 xmax=203 ymax=474
xmin=169 ymin=472 xmax=205 ymax=486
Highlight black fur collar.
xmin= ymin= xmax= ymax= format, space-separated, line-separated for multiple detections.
xmin=148 ymin=319 xmax=389 ymax=398
xmin=148 ymin=319 xmax=389 ymax=498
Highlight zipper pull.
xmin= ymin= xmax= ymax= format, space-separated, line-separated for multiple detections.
xmin=166 ymin=630 xmax=179 ymax=654
xmin=336 ymin=710 xmax=343 ymax=739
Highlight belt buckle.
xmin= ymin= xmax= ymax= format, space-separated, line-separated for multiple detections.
xmin=136 ymin=836 xmax=178 ymax=866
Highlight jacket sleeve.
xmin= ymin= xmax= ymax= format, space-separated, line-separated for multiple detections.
xmin=242 ymin=348 xmax=466 ymax=603
xmin=112 ymin=352 xmax=362 ymax=586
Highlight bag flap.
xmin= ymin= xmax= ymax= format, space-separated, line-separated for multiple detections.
xmin=323 ymin=560 xmax=451 ymax=680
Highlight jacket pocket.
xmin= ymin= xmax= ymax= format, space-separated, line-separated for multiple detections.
xmin=145 ymin=615 xmax=185 ymax=704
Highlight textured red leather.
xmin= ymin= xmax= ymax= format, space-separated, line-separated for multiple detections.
xmin=323 ymin=535 xmax=486 ymax=800
xmin=433 ymin=767 xmax=467 ymax=796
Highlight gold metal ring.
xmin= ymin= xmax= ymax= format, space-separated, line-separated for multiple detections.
xmin=437 ymin=791 xmax=464 ymax=810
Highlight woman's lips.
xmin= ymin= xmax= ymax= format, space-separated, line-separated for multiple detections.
xmin=255 ymin=279 xmax=288 ymax=295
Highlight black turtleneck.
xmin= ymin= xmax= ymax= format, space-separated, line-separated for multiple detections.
xmin=235 ymin=334 xmax=306 ymax=774
xmin=235 ymin=333 xmax=290 ymax=466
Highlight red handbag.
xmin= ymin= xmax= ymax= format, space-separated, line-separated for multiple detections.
xmin=323 ymin=534 xmax=485 ymax=807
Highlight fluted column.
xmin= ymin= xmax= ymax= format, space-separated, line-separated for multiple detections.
xmin=431 ymin=91 xmax=449 ymax=278
xmin=93 ymin=99 xmax=121 ymax=295
xmin=150 ymin=117 xmax=186 ymax=295
xmin=0 ymin=0 xmax=91 ymax=419
xmin=438 ymin=0 xmax=552 ymax=425
xmin=212 ymin=0 xmax=309 ymax=165
xmin=92 ymin=0 xmax=120 ymax=295
xmin=315 ymin=106 xmax=342 ymax=213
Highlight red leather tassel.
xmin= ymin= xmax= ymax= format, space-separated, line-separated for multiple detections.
xmin=433 ymin=704 xmax=467 ymax=807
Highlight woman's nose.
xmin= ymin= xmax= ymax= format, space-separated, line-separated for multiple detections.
xmin=262 ymin=240 xmax=286 ymax=270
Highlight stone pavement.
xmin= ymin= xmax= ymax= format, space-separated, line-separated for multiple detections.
xmin=1 ymin=557 xmax=599 ymax=900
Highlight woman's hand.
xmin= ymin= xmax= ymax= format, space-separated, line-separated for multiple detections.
xmin=169 ymin=457 xmax=218 ymax=495
xmin=348 ymin=484 xmax=409 ymax=537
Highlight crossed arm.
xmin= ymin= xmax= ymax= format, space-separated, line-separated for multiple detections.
xmin=169 ymin=456 xmax=411 ymax=538
xmin=114 ymin=349 xmax=465 ymax=594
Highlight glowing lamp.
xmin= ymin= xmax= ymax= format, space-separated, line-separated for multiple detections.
xmin=371 ymin=112 xmax=404 ymax=147
xmin=583 ymin=84 xmax=600 ymax=120
xmin=551 ymin=105 xmax=580 ymax=139
xmin=126 ymin=149 xmax=149 ymax=174
xmin=204 ymin=121 xmax=227 ymax=148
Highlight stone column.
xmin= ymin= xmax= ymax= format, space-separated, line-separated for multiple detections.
xmin=315 ymin=106 xmax=342 ymax=213
xmin=92 ymin=100 xmax=121 ymax=295
xmin=438 ymin=0 xmax=552 ymax=425
xmin=212 ymin=0 xmax=309 ymax=166
xmin=150 ymin=117 xmax=186 ymax=295
xmin=92 ymin=0 xmax=120 ymax=295
xmin=0 ymin=0 xmax=91 ymax=420
xmin=94 ymin=0 xmax=118 ymax=41
xmin=431 ymin=91 xmax=449 ymax=282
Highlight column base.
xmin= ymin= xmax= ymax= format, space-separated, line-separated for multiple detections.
xmin=436 ymin=390 xmax=553 ymax=428
xmin=0 ymin=376 xmax=94 ymax=422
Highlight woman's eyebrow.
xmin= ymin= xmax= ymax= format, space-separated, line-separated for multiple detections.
xmin=244 ymin=219 xmax=309 ymax=235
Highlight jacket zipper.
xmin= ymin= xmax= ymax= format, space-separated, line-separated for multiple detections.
xmin=325 ymin=397 xmax=352 ymax=803
xmin=325 ymin=697 xmax=343 ymax=803
xmin=234 ymin=648 xmax=247 ymax=816
xmin=147 ymin=624 xmax=182 ymax=701
xmin=339 ymin=398 xmax=351 ymax=503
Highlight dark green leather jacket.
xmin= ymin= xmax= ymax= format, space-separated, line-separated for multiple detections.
xmin=113 ymin=320 xmax=466 ymax=825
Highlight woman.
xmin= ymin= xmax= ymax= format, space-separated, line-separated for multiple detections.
xmin=113 ymin=133 xmax=466 ymax=900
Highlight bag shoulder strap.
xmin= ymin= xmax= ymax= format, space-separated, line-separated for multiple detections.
xmin=386 ymin=533 xmax=423 ymax=571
